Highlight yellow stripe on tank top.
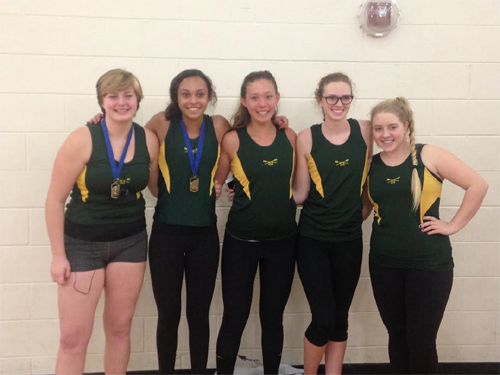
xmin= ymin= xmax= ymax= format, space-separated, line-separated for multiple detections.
xmin=231 ymin=154 xmax=251 ymax=200
xmin=209 ymin=145 xmax=221 ymax=196
xmin=367 ymin=176 xmax=381 ymax=225
xmin=360 ymin=147 xmax=370 ymax=195
xmin=289 ymin=149 xmax=295 ymax=199
xmin=419 ymin=168 xmax=442 ymax=224
xmin=307 ymin=155 xmax=324 ymax=198
xmin=76 ymin=165 xmax=89 ymax=202
xmin=158 ymin=141 xmax=171 ymax=193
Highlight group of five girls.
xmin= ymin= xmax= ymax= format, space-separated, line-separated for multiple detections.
xmin=46 ymin=67 xmax=488 ymax=375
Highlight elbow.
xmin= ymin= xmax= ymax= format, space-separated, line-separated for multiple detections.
xmin=45 ymin=195 xmax=65 ymax=211
xmin=293 ymin=190 xmax=306 ymax=205
xmin=479 ymin=180 xmax=489 ymax=201
xmin=474 ymin=177 xmax=489 ymax=199
xmin=294 ymin=196 xmax=305 ymax=205
xmin=362 ymin=206 xmax=373 ymax=221
xmin=148 ymin=187 xmax=158 ymax=198
xmin=481 ymin=179 xmax=489 ymax=195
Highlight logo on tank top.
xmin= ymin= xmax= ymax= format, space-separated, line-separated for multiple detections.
xmin=263 ymin=158 xmax=278 ymax=166
xmin=184 ymin=146 xmax=198 ymax=154
xmin=386 ymin=177 xmax=400 ymax=184
xmin=335 ymin=159 xmax=349 ymax=167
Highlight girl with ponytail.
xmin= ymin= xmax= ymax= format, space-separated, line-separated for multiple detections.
xmin=367 ymin=97 xmax=488 ymax=373
xmin=215 ymin=71 xmax=297 ymax=375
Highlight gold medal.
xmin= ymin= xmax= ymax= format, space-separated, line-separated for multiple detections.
xmin=189 ymin=176 xmax=199 ymax=193
xmin=111 ymin=181 xmax=121 ymax=199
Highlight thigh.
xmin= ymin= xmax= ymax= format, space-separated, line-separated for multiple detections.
xmin=185 ymin=226 xmax=220 ymax=310
xmin=406 ymin=269 xmax=453 ymax=343
xmin=329 ymin=238 xmax=363 ymax=311
xmin=259 ymin=235 xmax=296 ymax=315
xmin=103 ymin=261 xmax=146 ymax=325
xmin=369 ymin=260 xmax=407 ymax=334
xmin=58 ymin=269 xmax=105 ymax=337
xmin=221 ymin=233 xmax=259 ymax=316
xmin=148 ymin=223 xmax=185 ymax=306
xmin=297 ymin=235 xmax=335 ymax=316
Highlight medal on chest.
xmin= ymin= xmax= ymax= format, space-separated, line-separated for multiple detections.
xmin=190 ymin=176 xmax=200 ymax=192
xmin=181 ymin=118 xmax=206 ymax=193
xmin=111 ymin=181 xmax=121 ymax=198
xmin=101 ymin=119 xmax=134 ymax=199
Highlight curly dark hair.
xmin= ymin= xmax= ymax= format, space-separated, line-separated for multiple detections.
xmin=165 ymin=69 xmax=217 ymax=120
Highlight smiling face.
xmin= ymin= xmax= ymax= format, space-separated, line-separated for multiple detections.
xmin=318 ymin=81 xmax=352 ymax=122
xmin=372 ymin=111 xmax=409 ymax=153
xmin=177 ymin=76 xmax=210 ymax=121
xmin=101 ymin=87 xmax=138 ymax=123
xmin=241 ymin=78 xmax=280 ymax=124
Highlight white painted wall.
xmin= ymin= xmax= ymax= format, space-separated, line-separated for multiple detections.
xmin=0 ymin=0 xmax=499 ymax=373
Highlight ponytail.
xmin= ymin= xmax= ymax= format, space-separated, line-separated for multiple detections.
xmin=371 ymin=97 xmax=421 ymax=211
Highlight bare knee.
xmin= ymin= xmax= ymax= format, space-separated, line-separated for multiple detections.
xmin=104 ymin=317 xmax=133 ymax=341
xmin=59 ymin=328 xmax=92 ymax=353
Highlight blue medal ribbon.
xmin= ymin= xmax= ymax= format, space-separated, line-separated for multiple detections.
xmin=180 ymin=118 xmax=205 ymax=177
xmin=101 ymin=119 xmax=134 ymax=182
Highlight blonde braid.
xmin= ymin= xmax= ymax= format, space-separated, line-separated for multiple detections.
xmin=408 ymin=116 xmax=422 ymax=211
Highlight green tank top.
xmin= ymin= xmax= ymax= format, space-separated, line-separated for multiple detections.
xmin=368 ymin=144 xmax=453 ymax=271
xmin=298 ymin=119 xmax=369 ymax=242
xmin=154 ymin=115 xmax=219 ymax=226
xmin=65 ymin=122 xmax=150 ymax=225
xmin=226 ymin=127 xmax=297 ymax=241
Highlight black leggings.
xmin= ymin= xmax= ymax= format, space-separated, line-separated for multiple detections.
xmin=369 ymin=260 xmax=453 ymax=374
xmin=149 ymin=222 xmax=219 ymax=375
xmin=296 ymin=235 xmax=363 ymax=346
xmin=216 ymin=233 xmax=296 ymax=375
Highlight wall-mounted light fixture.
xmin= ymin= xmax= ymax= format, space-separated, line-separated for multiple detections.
xmin=359 ymin=0 xmax=401 ymax=37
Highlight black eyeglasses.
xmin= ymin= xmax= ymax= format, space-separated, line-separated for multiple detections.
xmin=323 ymin=95 xmax=354 ymax=105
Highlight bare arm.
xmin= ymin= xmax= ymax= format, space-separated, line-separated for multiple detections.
xmin=214 ymin=131 xmax=239 ymax=194
xmin=212 ymin=115 xmax=232 ymax=143
xmin=209 ymin=115 xmax=231 ymax=199
xmin=358 ymin=120 xmax=373 ymax=220
xmin=45 ymin=127 xmax=91 ymax=285
xmin=359 ymin=119 xmax=373 ymax=166
xmin=420 ymin=145 xmax=489 ymax=235
xmin=284 ymin=127 xmax=297 ymax=151
xmin=145 ymin=127 xmax=160 ymax=198
xmin=292 ymin=128 xmax=312 ymax=205
xmin=145 ymin=111 xmax=170 ymax=146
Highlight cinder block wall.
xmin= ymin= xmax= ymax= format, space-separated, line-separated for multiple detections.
xmin=0 ymin=0 xmax=499 ymax=373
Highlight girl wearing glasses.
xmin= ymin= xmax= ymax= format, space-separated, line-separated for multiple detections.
xmin=293 ymin=72 xmax=372 ymax=374
xmin=367 ymin=97 xmax=487 ymax=373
